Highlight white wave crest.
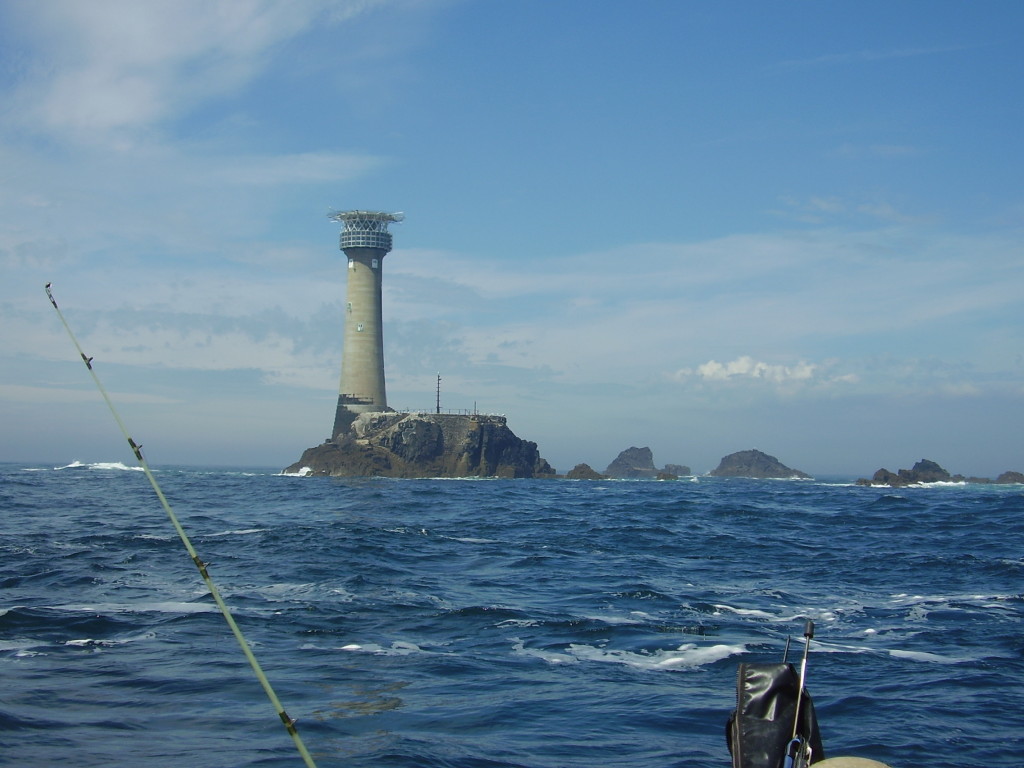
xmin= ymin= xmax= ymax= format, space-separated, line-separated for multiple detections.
xmin=513 ymin=639 xmax=745 ymax=670
xmin=889 ymin=649 xmax=968 ymax=664
xmin=336 ymin=640 xmax=428 ymax=656
xmin=713 ymin=604 xmax=778 ymax=620
xmin=64 ymin=632 xmax=157 ymax=649
xmin=54 ymin=460 xmax=144 ymax=472
xmin=45 ymin=601 xmax=218 ymax=615
xmin=712 ymin=604 xmax=838 ymax=623
xmin=206 ymin=528 xmax=268 ymax=537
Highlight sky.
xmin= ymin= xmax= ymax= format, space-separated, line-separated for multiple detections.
xmin=1 ymin=0 xmax=1022 ymax=477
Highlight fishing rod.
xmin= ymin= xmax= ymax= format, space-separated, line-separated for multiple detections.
xmin=45 ymin=284 xmax=318 ymax=768
xmin=783 ymin=620 xmax=814 ymax=768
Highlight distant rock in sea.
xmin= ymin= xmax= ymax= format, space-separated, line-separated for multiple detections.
xmin=857 ymin=460 xmax=1024 ymax=486
xmin=284 ymin=412 xmax=555 ymax=478
xmin=565 ymin=463 xmax=608 ymax=480
xmin=868 ymin=458 xmax=951 ymax=486
xmin=709 ymin=449 xmax=811 ymax=479
xmin=604 ymin=447 xmax=690 ymax=479
xmin=663 ymin=464 xmax=691 ymax=477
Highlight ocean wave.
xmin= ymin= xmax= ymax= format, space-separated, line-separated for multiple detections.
xmin=64 ymin=632 xmax=157 ymax=649
xmin=441 ymin=535 xmax=500 ymax=544
xmin=579 ymin=610 xmax=653 ymax=626
xmin=204 ymin=528 xmax=268 ymax=538
xmin=890 ymin=592 xmax=1021 ymax=609
xmin=712 ymin=604 xmax=778 ymax=620
xmin=0 ymin=638 xmax=46 ymax=653
xmin=513 ymin=639 xmax=745 ymax=670
xmin=870 ymin=480 xmax=975 ymax=489
xmin=53 ymin=460 xmax=145 ymax=472
xmin=888 ymin=648 xmax=970 ymax=664
xmin=43 ymin=601 xmax=219 ymax=615
xmin=336 ymin=640 xmax=433 ymax=656
xmin=4 ymin=464 xmax=1022 ymax=768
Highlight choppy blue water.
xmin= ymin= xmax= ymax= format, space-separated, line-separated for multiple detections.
xmin=1 ymin=462 xmax=1021 ymax=768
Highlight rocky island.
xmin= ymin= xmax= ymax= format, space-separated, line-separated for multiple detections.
xmin=603 ymin=446 xmax=690 ymax=480
xmin=856 ymin=459 xmax=1024 ymax=486
xmin=285 ymin=412 xmax=555 ymax=478
xmin=709 ymin=449 xmax=811 ymax=479
xmin=565 ymin=463 xmax=608 ymax=480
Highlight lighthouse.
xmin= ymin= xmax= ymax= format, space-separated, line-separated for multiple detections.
xmin=329 ymin=210 xmax=404 ymax=438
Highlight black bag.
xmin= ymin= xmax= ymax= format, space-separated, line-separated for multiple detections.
xmin=726 ymin=663 xmax=825 ymax=768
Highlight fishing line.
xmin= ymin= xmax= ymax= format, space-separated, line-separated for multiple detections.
xmin=45 ymin=283 xmax=318 ymax=768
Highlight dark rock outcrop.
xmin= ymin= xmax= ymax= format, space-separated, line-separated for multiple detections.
xmin=857 ymin=460 xmax=1024 ymax=486
xmin=605 ymin=446 xmax=657 ymax=478
xmin=663 ymin=463 xmax=692 ymax=477
xmin=709 ymin=449 xmax=811 ymax=479
xmin=285 ymin=412 xmax=555 ymax=478
xmin=566 ymin=463 xmax=608 ymax=480
xmin=856 ymin=459 xmax=951 ymax=487
xmin=604 ymin=447 xmax=690 ymax=479
xmin=901 ymin=459 xmax=948 ymax=483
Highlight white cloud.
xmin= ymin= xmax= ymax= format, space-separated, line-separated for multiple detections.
xmin=4 ymin=0 xmax=385 ymax=144
xmin=15 ymin=222 xmax=1020 ymax=414
xmin=675 ymin=356 xmax=818 ymax=384
xmin=0 ymin=1 xmax=403 ymax=287
xmin=380 ymin=225 xmax=1024 ymax=406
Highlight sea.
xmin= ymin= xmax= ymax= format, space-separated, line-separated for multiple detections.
xmin=1 ymin=461 xmax=1021 ymax=768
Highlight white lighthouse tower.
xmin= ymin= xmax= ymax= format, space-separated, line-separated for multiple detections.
xmin=329 ymin=210 xmax=404 ymax=438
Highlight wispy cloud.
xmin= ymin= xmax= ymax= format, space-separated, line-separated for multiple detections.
xmin=3 ymin=0 xmax=382 ymax=145
xmin=201 ymin=151 xmax=386 ymax=186
xmin=774 ymin=44 xmax=970 ymax=72
xmin=770 ymin=195 xmax=925 ymax=225
xmin=19 ymin=222 xmax=1018 ymax=408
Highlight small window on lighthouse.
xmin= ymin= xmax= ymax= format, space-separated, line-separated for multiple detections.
xmin=371 ymin=258 xmax=379 ymax=269
xmin=357 ymin=323 xmax=364 ymax=332
xmin=348 ymin=259 xmax=355 ymax=269
xmin=346 ymin=302 xmax=352 ymax=313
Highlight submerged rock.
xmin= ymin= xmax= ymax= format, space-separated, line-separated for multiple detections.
xmin=709 ymin=449 xmax=811 ymax=479
xmin=285 ymin=412 xmax=555 ymax=479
